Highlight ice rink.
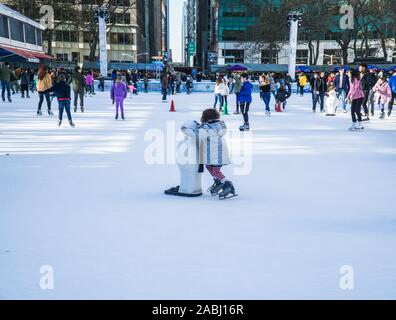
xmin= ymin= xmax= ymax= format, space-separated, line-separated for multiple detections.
xmin=1 ymin=89 xmax=395 ymax=299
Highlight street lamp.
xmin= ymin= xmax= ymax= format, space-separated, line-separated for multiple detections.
xmin=287 ymin=11 xmax=303 ymax=81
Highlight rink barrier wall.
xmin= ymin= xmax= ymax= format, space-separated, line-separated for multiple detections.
xmin=95 ymin=80 xmax=310 ymax=94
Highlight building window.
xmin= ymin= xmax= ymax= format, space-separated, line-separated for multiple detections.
xmin=56 ymin=53 xmax=68 ymax=61
xmin=110 ymin=32 xmax=135 ymax=45
xmin=323 ymin=49 xmax=342 ymax=65
xmin=72 ymin=52 xmax=80 ymax=63
xmin=356 ymin=48 xmax=378 ymax=58
xmin=10 ymin=18 xmax=24 ymax=42
xmin=0 ymin=14 xmax=9 ymax=39
xmin=36 ymin=30 xmax=43 ymax=46
xmin=24 ymin=24 xmax=36 ymax=45
xmin=55 ymin=30 xmax=79 ymax=43
xmin=261 ymin=50 xmax=278 ymax=64
xmin=222 ymin=49 xmax=244 ymax=63
xmin=223 ymin=12 xmax=246 ymax=17
xmin=221 ymin=30 xmax=244 ymax=41
xmin=111 ymin=12 xmax=131 ymax=24
xmin=296 ymin=49 xmax=309 ymax=65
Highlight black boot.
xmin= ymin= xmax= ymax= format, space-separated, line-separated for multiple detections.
xmin=121 ymin=113 xmax=125 ymax=120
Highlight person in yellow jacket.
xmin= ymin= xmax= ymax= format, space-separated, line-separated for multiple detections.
xmin=298 ymin=72 xmax=308 ymax=96
xmin=36 ymin=66 xmax=54 ymax=116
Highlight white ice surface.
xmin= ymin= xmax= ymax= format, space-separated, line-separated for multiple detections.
xmin=0 ymin=90 xmax=395 ymax=299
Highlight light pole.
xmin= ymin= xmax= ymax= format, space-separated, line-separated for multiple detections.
xmin=94 ymin=7 xmax=110 ymax=77
xmin=287 ymin=11 xmax=302 ymax=81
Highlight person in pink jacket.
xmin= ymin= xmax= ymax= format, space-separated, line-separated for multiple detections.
xmin=346 ymin=70 xmax=365 ymax=131
xmin=372 ymin=75 xmax=392 ymax=119
xmin=85 ymin=71 xmax=94 ymax=96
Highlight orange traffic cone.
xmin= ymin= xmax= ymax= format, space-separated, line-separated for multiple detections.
xmin=276 ymin=100 xmax=282 ymax=112
xmin=169 ymin=100 xmax=176 ymax=112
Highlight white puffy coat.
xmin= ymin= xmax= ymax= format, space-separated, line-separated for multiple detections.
xmin=198 ymin=120 xmax=231 ymax=166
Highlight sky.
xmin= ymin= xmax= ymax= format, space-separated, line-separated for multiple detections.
xmin=169 ymin=0 xmax=185 ymax=63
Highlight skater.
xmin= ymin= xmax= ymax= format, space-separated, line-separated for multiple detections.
xmin=372 ymin=75 xmax=392 ymax=120
xmin=275 ymin=84 xmax=291 ymax=111
xmin=85 ymin=71 xmax=94 ymax=96
xmin=161 ymin=73 xmax=168 ymax=102
xmin=111 ymin=75 xmax=128 ymax=120
xmin=221 ymin=80 xmax=230 ymax=113
xmin=0 ymin=63 xmax=12 ymax=102
xmin=298 ymin=72 xmax=307 ymax=96
xmin=238 ymin=73 xmax=253 ymax=131
xmin=48 ymin=74 xmax=75 ymax=127
xmin=143 ymin=74 xmax=149 ymax=93
xmin=213 ymin=77 xmax=226 ymax=111
xmin=186 ymin=76 xmax=193 ymax=95
xmin=36 ymin=66 xmax=53 ymax=116
xmin=260 ymin=74 xmax=271 ymax=116
xmin=199 ymin=109 xmax=236 ymax=200
xmin=388 ymin=70 xmax=396 ymax=117
xmin=70 ymin=66 xmax=85 ymax=113
xmin=20 ymin=69 xmax=30 ymax=99
xmin=359 ymin=63 xmax=377 ymax=120
xmin=325 ymin=85 xmax=338 ymax=116
xmin=346 ymin=70 xmax=365 ymax=131
xmin=334 ymin=67 xmax=350 ymax=113
xmin=233 ymin=74 xmax=242 ymax=114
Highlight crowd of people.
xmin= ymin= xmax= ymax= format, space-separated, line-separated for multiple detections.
xmin=210 ymin=64 xmax=396 ymax=131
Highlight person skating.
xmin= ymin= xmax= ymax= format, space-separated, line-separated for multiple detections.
xmin=238 ymin=73 xmax=253 ymax=131
xmin=0 ymin=63 xmax=12 ymax=102
xmin=213 ymin=77 xmax=226 ymax=111
xmin=233 ymin=75 xmax=242 ymax=114
xmin=199 ymin=109 xmax=236 ymax=200
xmin=70 ymin=66 xmax=85 ymax=113
xmin=372 ymin=75 xmax=392 ymax=120
xmin=359 ymin=63 xmax=377 ymax=120
xmin=325 ymin=85 xmax=338 ymax=116
xmin=260 ymin=74 xmax=271 ymax=116
xmin=334 ymin=67 xmax=350 ymax=113
xmin=111 ymin=75 xmax=128 ymax=120
xmin=298 ymin=72 xmax=307 ymax=96
xmin=346 ymin=70 xmax=365 ymax=131
xmin=161 ymin=73 xmax=168 ymax=102
xmin=48 ymin=74 xmax=75 ymax=127
xmin=186 ymin=76 xmax=193 ymax=95
xmin=20 ymin=69 xmax=30 ymax=99
xmin=36 ymin=66 xmax=53 ymax=116
xmin=276 ymin=84 xmax=291 ymax=111
xmin=388 ymin=70 xmax=396 ymax=117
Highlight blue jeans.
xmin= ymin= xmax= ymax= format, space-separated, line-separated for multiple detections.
xmin=262 ymin=92 xmax=271 ymax=111
xmin=1 ymin=80 xmax=11 ymax=101
xmin=213 ymin=93 xmax=224 ymax=109
xmin=337 ymin=89 xmax=347 ymax=111
xmin=58 ymin=100 xmax=72 ymax=121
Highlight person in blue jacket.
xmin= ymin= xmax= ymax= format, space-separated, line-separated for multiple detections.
xmin=334 ymin=67 xmax=350 ymax=113
xmin=388 ymin=70 xmax=396 ymax=117
xmin=237 ymin=73 xmax=253 ymax=131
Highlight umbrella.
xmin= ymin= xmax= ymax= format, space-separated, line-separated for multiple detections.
xmin=385 ymin=66 xmax=396 ymax=72
xmin=227 ymin=64 xmax=248 ymax=71
xmin=296 ymin=66 xmax=312 ymax=73
xmin=367 ymin=65 xmax=380 ymax=71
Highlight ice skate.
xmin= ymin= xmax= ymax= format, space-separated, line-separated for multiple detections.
xmin=239 ymin=123 xmax=250 ymax=131
xmin=81 ymin=106 xmax=85 ymax=113
xmin=208 ymin=180 xmax=223 ymax=196
xmin=48 ymin=110 xmax=54 ymax=116
xmin=115 ymin=113 xmax=119 ymax=120
xmin=379 ymin=112 xmax=385 ymax=120
xmin=388 ymin=110 xmax=392 ymax=117
xmin=69 ymin=121 xmax=75 ymax=128
xmin=121 ymin=113 xmax=125 ymax=120
xmin=219 ymin=181 xmax=238 ymax=200
xmin=58 ymin=120 xmax=62 ymax=126
xmin=265 ymin=110 xmax=271 ymax=117
xmin=348 ymin=123 xmax=358 ymax=131
xmin=356 ymin=122 xmax=365 ymax=130
xmin=37 ymin=110 xmax=42 ymax=116
xmin=74 ymin=106 xmax=77 ymax=112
